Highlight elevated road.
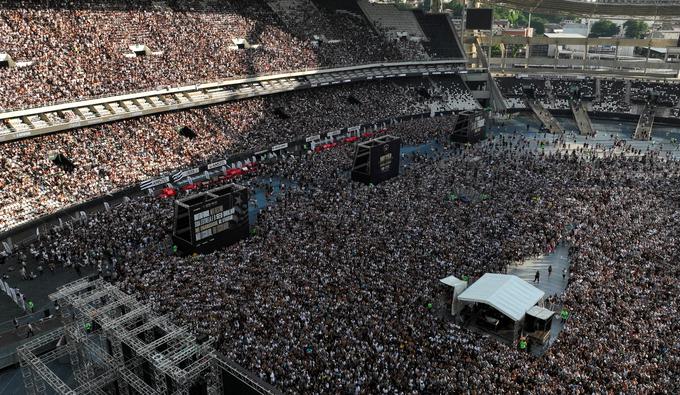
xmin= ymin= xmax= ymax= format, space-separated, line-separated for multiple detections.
xmin=478 ymin=36 xmax=678 ymax=48
xmin=570 ymin=100 xmax=595 ymax=136
xmin=0 ymin=60 xmax=466 ymax=143
xmin=475 ymin=35 xmax=680 ymax=77
xmin=481 ymin=0 xmax=680 ymax=18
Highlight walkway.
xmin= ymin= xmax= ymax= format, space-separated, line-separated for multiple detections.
xmin=633 ymin=105 xmax=655 ymax=141
xmin=507 ymin=244 xmax=571 ymax=298
xmin=570 ymin=100 xmax=595 ymax=136
xmin=491 ymin=115 xmax=680 ymax=160
xmin=526 ymin=99 xmax=564 ymax=134
xmin=507 ymin=243 xmax=571 ymax=355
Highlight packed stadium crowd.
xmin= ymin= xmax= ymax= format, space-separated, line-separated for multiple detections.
xmin=5 ymin=116 xmax=678 ymax=393
xmin=631 ymin=80 xmax=680 ymax=107
xmin=550 ymin=78 xmax=595 ymax=99
xmin=496 ymin=76 xmax=680 ymax=114
xmin=592 ymin=80 xmax=631 ymax=113
xmin=1 ymin=2 xmax=679 ymax=392
xmin=0 ymin=0 xmax=424 ymax=111
xmin=0 ymin=77 xmax=458 ymax=231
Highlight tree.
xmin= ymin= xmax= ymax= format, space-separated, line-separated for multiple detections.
xmin=589 ymin=20 xmax=619 ymax=38
xmin=393 ymin=0 xmax=415 ymax=10
xmin=531 ymin=17 xmax=547 ymax=35
xmin=491 ymin=7 xmax=571 ymax=29
xmin=507 ymin=9 xmax=520 ymax=27
xmin=623 ymin=20 xmax=649 ymax=39
xmin=443 ymin=2 xmax=463 ymax=16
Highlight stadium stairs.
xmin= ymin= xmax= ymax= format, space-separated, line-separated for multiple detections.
xmin=633 ymin=105 xmax=655 ymax=141
xmin=525 ymin=99 xmax=564 ymax=134
xmin=570 ymin=100 xmax=595 ymax=136
xmin=413 ymin=10 xmax=464 ymax=59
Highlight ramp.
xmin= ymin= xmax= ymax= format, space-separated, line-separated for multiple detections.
xmin=633 ymin=105 xmax=655 ymax=141
xmin=526 ymin=99 xmax=564 ymax=134
xmin=570 ymin=100 xmax=595 ymax=136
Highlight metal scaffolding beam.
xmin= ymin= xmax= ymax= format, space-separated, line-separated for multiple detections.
xmin=49 ymin=278 xmax=102 ymax=301
xmin=100 ymin=303 xmax=150 ymax=329
xmin=139 ymin=328 xmax=186 ymax=355
xmin=127 ymin=314 xmax=170 ymax=336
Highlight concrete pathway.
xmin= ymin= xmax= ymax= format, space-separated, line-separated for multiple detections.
xmin=508 ymin=244 xmax=571 ymax=298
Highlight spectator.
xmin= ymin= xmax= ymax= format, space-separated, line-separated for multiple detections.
xmin=8 ymin=119 xmax=679 ymax=393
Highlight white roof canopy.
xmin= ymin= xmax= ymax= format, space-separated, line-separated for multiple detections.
xmin=458 ymin=274 xmax=545 ymax=321
xmin=526 ymin=305 xmax=555 ymax=321
xmin=439 ymin=275 xmax=466 ymax=288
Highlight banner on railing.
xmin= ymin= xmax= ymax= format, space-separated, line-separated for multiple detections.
xmin=207 ymin=159 xmax=227 ymax=170
xmin=1 ymin=280 xmax=26 ymax=311
xmin=137 ymin=110 xmax=459 ymax=192
xmin=140 ymin=176 xmax=170 ymax=190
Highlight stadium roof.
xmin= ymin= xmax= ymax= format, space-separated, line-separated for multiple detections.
xmin=457 ymin=273 xmax=545 ymax=321
xmin=483 ymin=0 xmax=680 ymax=17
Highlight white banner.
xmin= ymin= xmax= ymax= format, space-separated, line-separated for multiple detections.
xmin=140 ymin=176 xmax=170 ymax=190
xmin=207 ymin=159 xmax=227 ymax=170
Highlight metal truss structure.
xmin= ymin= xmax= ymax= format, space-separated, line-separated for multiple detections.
xmin=17 ymin=277 xmax=277 ymax=395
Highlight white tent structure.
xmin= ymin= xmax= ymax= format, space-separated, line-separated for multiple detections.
xmin=0 ymin=53 xmax=15 ymax=68
xmin=439 ymin=275 xmax=467 ymax=289
xmin=439 ymin=275 xmax=468 ymax=316
xmin=458 ymin=273 xmax=544 ymax=322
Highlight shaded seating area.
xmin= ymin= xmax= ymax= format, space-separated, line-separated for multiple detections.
xmin=413 ymin=11 xmax=464 ymax=59
xmin=312 ymin=0 xmax=363 ymax=13
xmin=357 ymin=0 xmax=425 ymax=39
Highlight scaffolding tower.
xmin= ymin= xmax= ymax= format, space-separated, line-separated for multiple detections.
xmin=17 ymin=276 xmax=277 ymax=395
